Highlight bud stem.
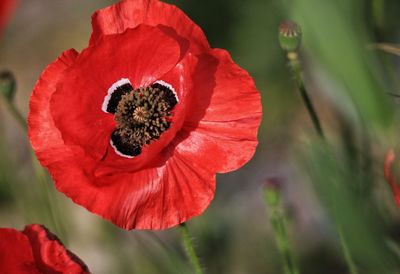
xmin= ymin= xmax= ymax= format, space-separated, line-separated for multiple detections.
xmin=264 ymin=188 xmax=300 ymax=274
xmin=286 ymin=51 xmax=360 ymax=274
xmin=32 ymin=154 xmax=69 ymax=243
xmin=0 ymin=79 xmax=68 ymax=242
xmin=5 ymin=100 xmax=28 ymax=131
xmin=280 ymin=22 xmax=359 ymax=274
xmin=372 ymin=0 xmax=384 ymax=30
xmin=179 ymin=223 xmax=204 ymax=274
xmin=286 ymin=52 xmax=324 ymax=138
xmin=338 ymin=227 xmax=359 ymax=274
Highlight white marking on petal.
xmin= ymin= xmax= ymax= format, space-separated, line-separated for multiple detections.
xmin=102 ymin=78 xmax=131 ymax=113
xmin=154 ymin=80 xmax=179 ymax=103
xmin=110 ymin=139 xmax=135 ymax=159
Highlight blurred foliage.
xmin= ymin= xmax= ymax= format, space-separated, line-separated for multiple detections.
xmin=288 ymin=0 xmax=393 ymax=128
xmin=305 ymin=139 xmax=398 ymax=273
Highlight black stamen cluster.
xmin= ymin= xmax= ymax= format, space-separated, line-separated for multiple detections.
xmin=112 ymin=84 xmax=177 ymax=157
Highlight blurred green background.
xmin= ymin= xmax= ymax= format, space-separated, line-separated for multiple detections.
xmin=2 ymin=0 xmax=400 ymax=273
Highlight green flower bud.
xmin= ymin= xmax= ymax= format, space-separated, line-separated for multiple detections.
xmin=279 ymin=21 xmax=302 ymax=52
xmin=0 ymin=71 xmax=16 ymax=101
xmin=263 ymin=177 xmax=282 ymax=207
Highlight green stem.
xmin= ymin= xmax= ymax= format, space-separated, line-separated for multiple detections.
xmin=372 ymin=0 xmax=384 ymax=30
xmin=385 ymin=238 xmax=400 ymax=260
xmin=4 ymin=99 xmax=67 ymax=241
xmin=338 ymin=227 xmax=359 ymax=274
xmin=179 ymin=223 xmax=204 ymax=274
xmin=286 ymin=51 xmax=359 ymax=274
xmin=32 ymin=154 xmax=68 ymax=242
xmin=287 ymin=52 xmax=325 ymax=139
xmin=267 ymin=200 xmax=300 ymax=274
xmin=5 ymin=100 xmax=28 ymax=132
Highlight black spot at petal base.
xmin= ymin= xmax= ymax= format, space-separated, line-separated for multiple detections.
xmin=106 ymin=83 xmax=133 ymax=113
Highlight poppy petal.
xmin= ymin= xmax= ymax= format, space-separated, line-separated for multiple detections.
xmin=384 ymin=149 xmax=400 ymax=207
xmin=175 ymin=49 xmax=262 ymax=173
xmin=51 ymin=149 xmax=215 ymax=230
xmin=0 ymin=228 xmax=40 ymax=274
xmin=23 ymin=225 xmax=90 ymax=274
xmin=27 ymin=50 xmax=109 ymax=228
xmin=50 ymin=25 xmax=186 ymax=160
xmin=28 ymin=49 xmax=79 ymax=166
xmin=28 ymin=50 xmax=98 ymax=224
xmin=90 ymin=0 xmax=209 ymax=53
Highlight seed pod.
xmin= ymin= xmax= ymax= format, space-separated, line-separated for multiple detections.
xmin=279 ymin=21 xmax=302 ymax=52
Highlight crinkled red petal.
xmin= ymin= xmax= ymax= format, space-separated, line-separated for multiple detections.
xmin=50 ymin=25 xmax=187 ymax=160
xmin=174 ymin=49 xmax=262 ymax=173
xmin=0 ymin=228 xmax=40 ymax=274
xmin=90 ymin=0 xmax=209 ymax=53
xmin=23 ymin=225 xmax=90 ymax=274
xmin=56 ymin=151 xmax=216 ymax=230
xmin=28 ymin=49 xmax=79 ymax=166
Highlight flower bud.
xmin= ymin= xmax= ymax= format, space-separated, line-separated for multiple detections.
xmin=263 ymin=177 xmax=282 ymax=206
xmin=279 ymin=21 xmax=302 ymax=52
xmin=0 ymin=71 xmax=16 ymax=101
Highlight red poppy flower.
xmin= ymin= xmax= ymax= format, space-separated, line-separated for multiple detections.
xmin=0 ymin=224 xmax=90 ymax=274
xmin=28 ymin=0 xmax=262 ymax=230
xmin=384 ymin=149 xmax=400 ymax=207
xmin=0 ymin=0 xmax=17 ymax=36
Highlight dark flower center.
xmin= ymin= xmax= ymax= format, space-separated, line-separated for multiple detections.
xmin=109 ymin=82 xmax=178 ymax=158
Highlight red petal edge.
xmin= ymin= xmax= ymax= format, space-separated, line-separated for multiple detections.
xmin=28 ymin=49 xmax=79 ymax=166
xmin=82 ymin=151 xmax=216 ymax=230
xmin=23 ymin=225 xmax=90 ymax=274
xmin=173 ymin=48 xmax=262 ymax=174
xmin=384 ymin=149 xmax=400 ymax=207
xmin=90 ymin=0 xmax=209 ymax=53
xmin=0 ymin=228 xmax=40 ymax=274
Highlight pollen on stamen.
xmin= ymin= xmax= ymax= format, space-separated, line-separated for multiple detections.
xmin=132 ymin=107 xmax=150 ymax=124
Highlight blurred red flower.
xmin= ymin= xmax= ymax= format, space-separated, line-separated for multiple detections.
xmin=384 ymin=149 xmax=400 ymax=207
xmin=28 ymin=0 xmax=262 ymax=229
xmin=0 ymin=224 xmax=90 ymax=274
xmin=0 ymin=0 xmax=17 ymax=36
